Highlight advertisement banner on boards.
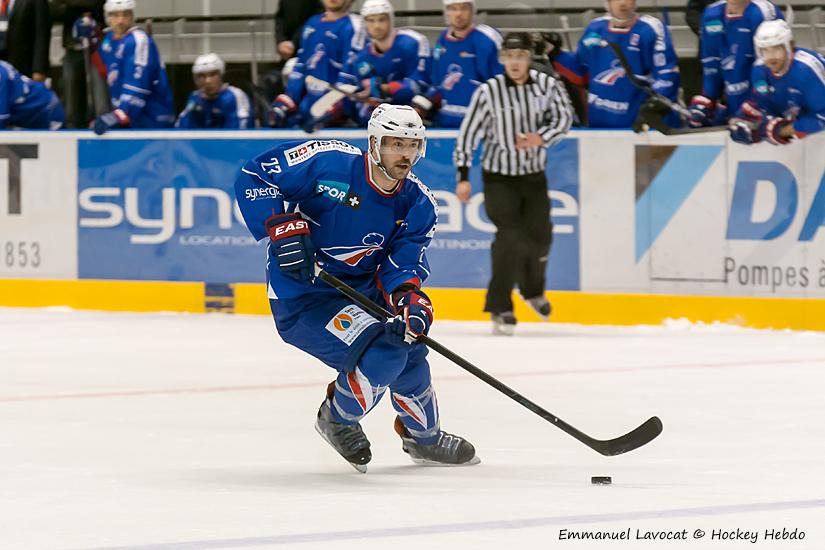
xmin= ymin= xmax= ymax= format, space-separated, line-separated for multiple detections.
xmin=0 ymin=134 xmax=78 ymax=279
xmin=77 ymin=133 xmax=581 ymax=290
xmin=579 ymin=132 xmax=825 ymax=298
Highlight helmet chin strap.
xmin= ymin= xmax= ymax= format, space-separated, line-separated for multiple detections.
xmin=369 ymin=140 xmax=397 ymax=182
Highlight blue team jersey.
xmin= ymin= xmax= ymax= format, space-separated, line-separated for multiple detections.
xmin=176 ymin=85 xmax=254 ymax=129
xmin=745 ymin=48 xmax=825 ymax=138
xmin=700 ymin=0 xmax=783 ymax=115
xmin=337 ymin=29 xmax=431 ymax=123
xmin=99 ymin=27 xmax=175 ymax=128
xmin=234 ymin=140 xmax=438 ymax=301
xmin=0 ymin=60 xmax=64 ymax=129
xmin=287 ymin=13 xmax=366 ymax=110
xmin=554 ymin=14 xmax=680 ymax=128
xmin=428 ymin=25 xmax=503 ymax=128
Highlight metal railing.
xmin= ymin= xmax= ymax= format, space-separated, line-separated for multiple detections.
xmin=49 ymin=5 xmax=825 ymax=84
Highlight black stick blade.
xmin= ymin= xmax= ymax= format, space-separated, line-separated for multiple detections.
xmin=593 ymin=416 xmax=663 ymax=456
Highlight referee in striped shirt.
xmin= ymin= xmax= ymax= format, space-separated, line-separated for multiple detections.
xmin=454 ymin=31 xmax=573 ymax=335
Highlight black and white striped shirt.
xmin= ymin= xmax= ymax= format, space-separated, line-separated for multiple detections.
xmin=454 ymin=69 xmax=573 ymax=177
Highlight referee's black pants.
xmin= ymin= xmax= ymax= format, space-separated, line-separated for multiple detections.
xmin=482 ymin=171 xmax=553 ymax=314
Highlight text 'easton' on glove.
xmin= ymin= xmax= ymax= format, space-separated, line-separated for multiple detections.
xmin=265 ymin=212 xmax=316 ymax=283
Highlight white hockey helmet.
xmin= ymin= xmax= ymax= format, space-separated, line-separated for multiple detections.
xmin=754 ymin=19 xmax=793 ymax=59
xmin=361 ymin=0 xmax=394 ymax=29
xmin=104 ymin=0 xmax=136 ymax=13
xmin=443 ymin=0 xmax=474 ymax=7
xmin=367 ymin=104 xmax=427 ymax=178
xmin=192 ymin=53 xmax=226 ymax=75
xmin=361 ymin=0 xmax=393 ymax=18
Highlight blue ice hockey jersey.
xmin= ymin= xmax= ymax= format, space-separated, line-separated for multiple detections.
xmin=554 ymin=14 xmax=680 ymax=128
xmin=427 ymin=24 xmax=503 ymax=128
xmin=337 ymin=29 xmax=431 ymax=123
xmin=286 ymin=13 xmax=366 ymax=109
xmin=700 ymin=0 xmax=783 ymax=116
xmin=234 ymin=139 xmax=438 ymax=300
xmin=744 ymin=48 xmax=825 ymax=138
xmin=176 ymin=85 xmax=254 ymax=129
xmin=99 ymin=26 xmax=175 ymax=128
xmin=0 ymin=60 xmax=63 ymax=129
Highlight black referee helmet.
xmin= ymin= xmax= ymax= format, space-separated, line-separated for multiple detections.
xmin=501 ymin=31 xmax=534 ymax=52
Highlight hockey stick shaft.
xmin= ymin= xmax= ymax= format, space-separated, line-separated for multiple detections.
xmin=660 ymin=125 xmax=728 ymax=135
xmin=316 ymin=267 xmax=663 ymax=456
xmin=305 ymin=75 xmax=384 ymax=104
xmin=603 ymin=40 xmax=691 ymax=119
xmin=81 ymin=40 xmax=95 ymax=121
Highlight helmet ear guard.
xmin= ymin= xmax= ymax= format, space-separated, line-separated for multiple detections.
xmin=367 ymin=105 xmax=427 ymax=180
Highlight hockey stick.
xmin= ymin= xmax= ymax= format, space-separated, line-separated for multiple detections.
xmin=81 ymin=39 xmax=96 ymax=122
xmin=559 ymin=15 xmax=574 ymax=51
xmin=655 ymin=125 xmax=728 ymax=135
xmin=316 ymin=267 xmax=663 ymax=456
xmin=640 ymin=105 xmax=728 ymax=135
xmin=603 ymin=40 xmax=692 ymax=119
xmin=306 ymin=75 xmax=385 ymax=119
xmin=604 ymin=41 xmax=728 ymax=135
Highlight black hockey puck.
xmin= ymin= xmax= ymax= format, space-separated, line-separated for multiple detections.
xmin=591 ymin=476 xmax=612 ymax=485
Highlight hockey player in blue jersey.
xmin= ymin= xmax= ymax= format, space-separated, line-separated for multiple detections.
xmin=234 ymin=105 xmax=479 ymax=471
xmin=552 ymin=0 xmax=680 ymax=128
xmin=327 ymin=0 xmax=430 ymax=126
xmin=688 ymin=0 xmax=782 ymax=127
xmin=413 ymin=0 xmax=502 ymax=128
xmin=270 ymin=0 xmax=366 ymax=128
xmin=728 ymin=20 xmax=825 ymax=145
xmin=0 ymin=61 xmax=64 ymax=130
xmin=94 ymin=0 xmax=175 ymax=134
xmin=176 ymin=53 xmax=254 ymax=129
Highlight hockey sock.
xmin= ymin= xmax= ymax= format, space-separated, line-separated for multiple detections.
xmin=391 ymin=385 xmax=440 ymax=445
xmin=330 ymin=366 xmax=387 ymax=425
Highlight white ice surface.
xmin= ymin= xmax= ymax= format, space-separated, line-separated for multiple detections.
xmin=1 ymin=308 xmax=824 ymax=550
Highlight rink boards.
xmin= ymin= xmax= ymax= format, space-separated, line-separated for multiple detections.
xmin=0 ymin=129 xmax=824 ymax=330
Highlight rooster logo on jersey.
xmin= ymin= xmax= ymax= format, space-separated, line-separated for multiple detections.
xmin=594 ymin=61 xmax=626 ymax=86
xmin=442 ymin=64 xmax=464 ymax=91
xmin=307 ymin=44 xmax=326 ymax=70
xmin=321 ymin=233 xmax=385 ymax=266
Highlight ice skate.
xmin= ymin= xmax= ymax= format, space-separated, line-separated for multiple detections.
xmin=524 ymin=295 xmax=552 ymax=321
xmin=394 ymin=418 xmax=480 ymax=466
xmin=491 ymin=311 xmax=517 ymax=336
xmin=315 ymin=398 xmax=371 ymax=473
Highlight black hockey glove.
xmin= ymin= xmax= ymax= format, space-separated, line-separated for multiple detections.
xmin=633 ymin=96 xmax=673 ymax=133
xmin=542 ymin=32 xmax=564 ymax=60
xmin=265 ymin=212 xmax=316 ymax=283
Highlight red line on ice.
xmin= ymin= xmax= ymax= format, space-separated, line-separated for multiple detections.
xmin=1 ymin=356 xmax=822 ymax=403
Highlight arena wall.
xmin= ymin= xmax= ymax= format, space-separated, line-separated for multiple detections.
xmin=1 ymin=129 xmax=824 ymax=330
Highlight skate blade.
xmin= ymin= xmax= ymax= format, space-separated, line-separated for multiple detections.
xmin=314 ymin=421 xmax=368 ymax=474
xmin=406 ymin=454 xmax=482 ymax=467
